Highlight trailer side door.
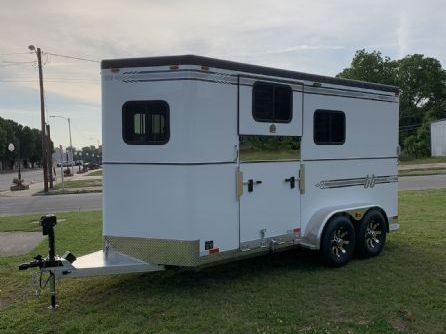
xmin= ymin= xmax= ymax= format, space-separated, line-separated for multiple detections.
xmin=238 ymin=75 xmax=303 ymax=248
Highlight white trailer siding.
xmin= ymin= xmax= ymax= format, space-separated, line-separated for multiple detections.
xmin=300 ymin=91 xmax=399 ymax=236
xmin=103 ymin=163 xmax=239 ymax=253
xmin=101 ymin=55 xmax=399 ymax=267
xmin=102 ymin=67 xmax=238 ymax=163
xmin=300 ymin=159 xmax=398 ymax=237
xmin=102 ymin=68 xmax=240 ymax=258
xmin=301 ymin=92 xmax=399 ymax=160
xmin=431 ymin=119 xmax=446 ymax=156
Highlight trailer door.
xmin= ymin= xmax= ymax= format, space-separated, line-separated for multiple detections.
xmin=238 ymin=76 xmax=303 ymax=247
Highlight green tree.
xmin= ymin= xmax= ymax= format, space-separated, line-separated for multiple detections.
xmin=79 ymin=145 xmax=101 ymax=163
xmin=0 ymin=121 xmax=7 ymax=153
xmin=337 ymin=49 xmax=397 ymax=85
xmin=0 ymin=117 xmax=48 ymax=169
xmin=337 ymin=50 xmax=446 ymax=158
xmin=29 ymin=129 xmax=43 ymax=166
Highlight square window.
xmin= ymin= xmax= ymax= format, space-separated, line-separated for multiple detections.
xmin=314 ymin=110 xmax=345 ymax=145
xmin=252 ymin=82 xmax=292 ymax=123
xmin=122 ymin=101 xmax=170 ymax=145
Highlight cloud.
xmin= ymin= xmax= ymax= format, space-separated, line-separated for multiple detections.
xmin=397 ymin=13 xmax=410 ymax=58
xmin=0 ymin=0 xmax=445 ymax=147
xmin=259 ymin=44 xmax=345 ymax=55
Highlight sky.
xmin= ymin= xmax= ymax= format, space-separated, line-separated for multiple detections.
xmin=0 ymin=0 xmax=445 ymax=149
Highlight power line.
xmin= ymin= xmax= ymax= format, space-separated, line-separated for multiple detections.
xmin=0 ymin=80 xmax=99 ymax=84
xmin=0 ymin=61 xmax=35 ymax=68
xmin=44 ymin=52 xmax=99 ymax=63
xmin=0 ymin=60 xmax=35 ymax=64
xmin=0 ymin=51 xmax=32 ymax=56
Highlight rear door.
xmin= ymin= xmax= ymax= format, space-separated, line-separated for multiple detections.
xmin=238 ymin=75 xmax=303 ymax=247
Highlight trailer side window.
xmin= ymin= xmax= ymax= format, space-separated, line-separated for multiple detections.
xmin=252 ymin=82 xmax=292 ymax=123
xmin=313 ymin=110 xmax=345 ymax=145
xmin=122 ymin=101 xmax=170 ymax=145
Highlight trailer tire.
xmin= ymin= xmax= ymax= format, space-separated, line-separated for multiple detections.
xmin=356 ymin=209 xmax=387 ymax=259
xmin=321 ymin=216 xmax=356 ymax=267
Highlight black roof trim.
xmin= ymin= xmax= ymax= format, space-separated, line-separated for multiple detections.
xmin=431 ymin=118 xmax=446 ymax=124
xmin=101 ymin=55 xmax=399 ymax=94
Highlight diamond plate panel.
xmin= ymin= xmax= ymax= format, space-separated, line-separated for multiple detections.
xmin=104 ymin=236 xmax=200 ymax=266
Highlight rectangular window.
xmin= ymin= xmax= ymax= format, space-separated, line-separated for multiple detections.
xmin=122 ymin=101 xmax=170 ymax=145
xmin=252 ymin=82 xmax=292 ymax=123
xmin=313 ymin=110 xmax=345 ymax=145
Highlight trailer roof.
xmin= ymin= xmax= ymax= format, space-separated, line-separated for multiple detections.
xmin=101 ymin=54 xmax=399 ymax=94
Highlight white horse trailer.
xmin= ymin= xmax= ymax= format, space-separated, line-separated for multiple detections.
xmin=98 ymin=54 xmax=400 ymax=268
xmin=20 ymin=55 xmax=400 ymax=307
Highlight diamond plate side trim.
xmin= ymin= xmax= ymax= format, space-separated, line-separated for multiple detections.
xmin=105 ymin=232 xmax=303 ymax=268
xmin=104 ymin=236 xmax=200 ymax=266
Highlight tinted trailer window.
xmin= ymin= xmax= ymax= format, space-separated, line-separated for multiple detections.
xmin=122 ymin=100 xmax=170 ymax=145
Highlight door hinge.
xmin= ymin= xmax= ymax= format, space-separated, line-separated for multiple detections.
xmin=299 ymin=164 xmax=305 ymax=194
xmin=236 ymin=168 xmax=243 ymax=200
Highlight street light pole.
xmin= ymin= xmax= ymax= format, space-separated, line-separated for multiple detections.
xmin=68 ymin=117 xmax=73 ymax=174
xmin=46 ymin=123 xmax=54 ymax=189
xmin=17 ymin=140 xmax=21 ymax=180
xmin=49 ymin=115 xmax=74 ymax=175
xmin=7 ymin=143 xmax=20 ymax=180
xmin=29 ymin=44 xmax=49 ymax=192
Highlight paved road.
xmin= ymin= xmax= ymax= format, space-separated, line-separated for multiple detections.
xmin=0 ymin=169 xmax=43 ymax=191
xmin=0 ymin=174 xmax=445 ymax=216
xmin=399 ymin=174 xmax=446 ymax=191
xmin=0 ymin=192 xmax=102 ymax=216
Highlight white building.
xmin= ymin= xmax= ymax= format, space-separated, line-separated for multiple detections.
xmin=431 ymin=119 xmax=446 ymax=157
xmin=52 ymin=146 xmax=74 ymax=165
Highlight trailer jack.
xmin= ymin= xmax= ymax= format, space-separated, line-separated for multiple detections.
xmin=19 ymin=215 xmax=68 ymax=310
xmin=19 ymin=215 xmax=165 ymax=310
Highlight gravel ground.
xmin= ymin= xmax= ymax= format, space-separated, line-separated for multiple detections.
xmin=0 ymin=232 xmax=45 ymax=257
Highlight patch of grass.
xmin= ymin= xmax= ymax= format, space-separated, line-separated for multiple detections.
xmin=53 ymin=179 xmax=102 ymax=190
xmin=240 ymin=149 xmax=300 ymax=161
xmin=0 ymin=191 xmax=445 ymax=333
xmin=0 ymin=215 xmax=42 ymax=232
xmin=86 ymin=170 xmax=102 ymax=177
xmin=399 ymin=156 xmax=446 ymax=165
xmin=399 ymin=168 xmax=446 ymax=177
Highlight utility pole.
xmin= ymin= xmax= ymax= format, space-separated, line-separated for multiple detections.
xmin=46 ymin=123 xmax=54 ymax=189
xmin=29 ymin=45 xmax=48 ymax=192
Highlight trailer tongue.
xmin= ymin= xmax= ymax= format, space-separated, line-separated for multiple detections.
xmin=19 ymin=215 xmax=164 ymax=310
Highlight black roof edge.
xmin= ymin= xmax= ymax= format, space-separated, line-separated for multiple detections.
xmin=431 ymin=118 xmax=446 ymax=124
xmin=101 ymin=54 xmax=400 ymax=94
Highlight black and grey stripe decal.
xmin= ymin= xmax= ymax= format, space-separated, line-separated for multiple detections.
xmin=109 ymin=69 xmax=398 ymax=103
xmin=316 ymin=175 xmax=398 ymax=189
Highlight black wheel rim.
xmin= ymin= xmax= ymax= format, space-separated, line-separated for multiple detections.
xmin=330 ymin=226 xmax=351 ymax=259
xmin=365 ymin=218 xmax=383 ymax=250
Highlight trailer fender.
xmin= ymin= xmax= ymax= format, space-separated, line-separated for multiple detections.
xmin=300 ymin=204 xmax=384 ymax=250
